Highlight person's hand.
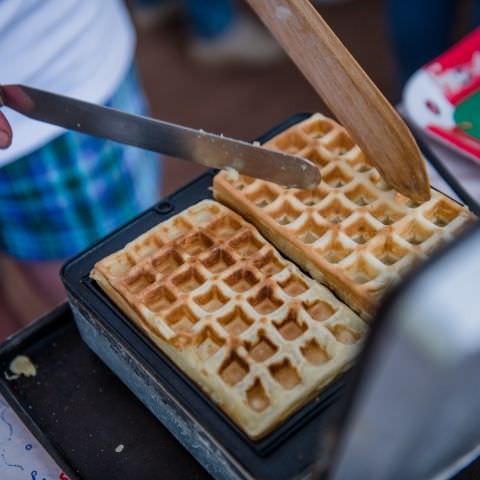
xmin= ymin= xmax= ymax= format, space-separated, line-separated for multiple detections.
xmin=0 ymin=110 xmax=12 ymax=148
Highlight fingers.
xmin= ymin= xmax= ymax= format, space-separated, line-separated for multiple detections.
xmin=0 ymin=110 xmax=12 ymax=148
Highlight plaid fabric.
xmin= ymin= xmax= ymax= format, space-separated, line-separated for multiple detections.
xmin=0 ymin=67 xmax=161 ymax=260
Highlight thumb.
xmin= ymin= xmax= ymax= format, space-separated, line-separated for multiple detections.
xmin=0 ymin=110 xmax=12 ymax=148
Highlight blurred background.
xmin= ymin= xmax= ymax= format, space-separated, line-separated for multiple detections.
xmin=1 ymin=0 xmax=478 ymax=338
xmin=134 ymin=0 xmax=476 ymax=194
xmin=137 ymin=0 xmax=398 ymax=196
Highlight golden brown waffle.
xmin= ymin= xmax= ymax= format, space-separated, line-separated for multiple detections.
xmin=91 ymin=200 xmax=367 ymax=439
xmin=214 ymin=114 xmax=476 ymax=319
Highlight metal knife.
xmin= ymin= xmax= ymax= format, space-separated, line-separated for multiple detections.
xmin=0 ymin=84 xmax=320 ymax=189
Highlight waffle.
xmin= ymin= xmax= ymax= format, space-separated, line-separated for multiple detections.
xmin=91 ymin=200 xmax=367 ymax=439
xmin=214 ymin=114 xmax=476 ymax=319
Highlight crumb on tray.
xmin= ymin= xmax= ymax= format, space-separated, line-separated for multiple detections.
xmin=6 ymin=355 xmax=37 ymax=379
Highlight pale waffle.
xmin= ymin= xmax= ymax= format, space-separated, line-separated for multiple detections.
xmin=214 ymin=113 xmax=476 ymax=319
xmin=91 ymin=200 xmax=367 ymax=439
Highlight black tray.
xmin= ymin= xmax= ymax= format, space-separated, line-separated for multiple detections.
xmin=0 ymin=304 xmax=211 ymax=480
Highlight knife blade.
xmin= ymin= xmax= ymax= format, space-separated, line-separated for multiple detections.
xmin=0 ymin=84 xmax=320 ymax=189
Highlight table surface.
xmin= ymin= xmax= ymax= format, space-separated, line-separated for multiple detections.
xmin=0 ymin=139 xmax=478 ymax=480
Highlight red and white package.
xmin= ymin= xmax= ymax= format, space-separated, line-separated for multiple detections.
xmin=404 ymin=28 xmax=480 ymax=162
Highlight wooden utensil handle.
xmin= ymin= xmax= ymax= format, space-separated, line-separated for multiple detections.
xmin=247 ymin=0 xmax=430 ymax=201
xmin=249 ymin=1 xmax=380 ymax=121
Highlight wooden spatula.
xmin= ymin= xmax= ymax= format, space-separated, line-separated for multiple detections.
xmin=247 ymin=0 xmax=431 ymax=202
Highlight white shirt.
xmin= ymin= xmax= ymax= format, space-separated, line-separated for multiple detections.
xmin=0 ymin=0 xmax=135 ymax=167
